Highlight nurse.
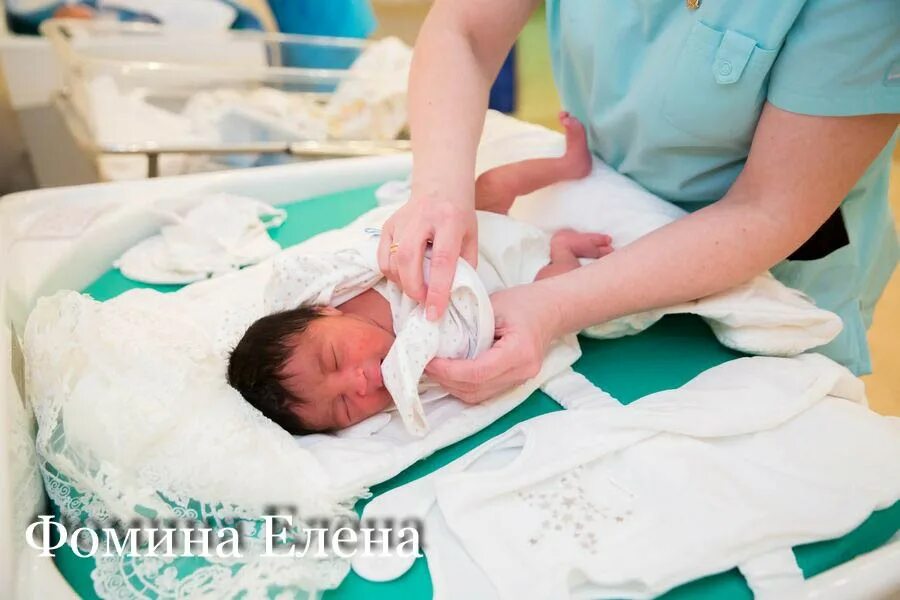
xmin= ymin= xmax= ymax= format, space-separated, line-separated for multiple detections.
xmin=378 ymin=0 xmax=899 ymax=402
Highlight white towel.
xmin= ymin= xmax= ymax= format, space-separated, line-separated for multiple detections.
xmin=115 ymin=193 xmax=286 ymax=284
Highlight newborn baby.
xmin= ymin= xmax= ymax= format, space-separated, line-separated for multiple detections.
xmin=228 ymin=113 xmax=609 ymax=434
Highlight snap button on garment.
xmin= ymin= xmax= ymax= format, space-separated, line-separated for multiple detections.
xmin=712 ymin=29 xmax=757 ymax=85
xmin=686 ymin=0 xmax=701 ymax=9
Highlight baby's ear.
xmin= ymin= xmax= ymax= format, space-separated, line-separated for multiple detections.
xmin=319 ymin=306 xmax=342 ymax=317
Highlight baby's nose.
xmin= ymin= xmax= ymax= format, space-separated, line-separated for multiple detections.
xmin=355 ymin=368 xmax=371 ymax=397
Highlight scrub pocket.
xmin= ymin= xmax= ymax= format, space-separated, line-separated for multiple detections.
xmin=663 ymin=21 xmax=778 ymax=145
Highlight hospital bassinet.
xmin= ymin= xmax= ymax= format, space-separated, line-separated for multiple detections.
xmin=40 ymin=20 xmax=412 ymax=179
xmin=2 ymin=158 xmax=899 ymax=599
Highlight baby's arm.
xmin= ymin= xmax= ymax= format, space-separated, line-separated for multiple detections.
xmin=535 ymin=229 xmax=613 ymax=281
xmin=475 ymin=112 xmax=593 ymax=215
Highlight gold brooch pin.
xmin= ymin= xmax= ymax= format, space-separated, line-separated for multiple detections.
xmin=686 ymin=0 xmax=701 ymax=9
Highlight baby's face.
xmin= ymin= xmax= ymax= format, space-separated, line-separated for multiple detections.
xmin=280 ymin=310 xmax=395 ymax=431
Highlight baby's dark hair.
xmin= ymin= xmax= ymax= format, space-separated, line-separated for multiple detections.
xmin=227 ymin=306 xmax=325 ymax=435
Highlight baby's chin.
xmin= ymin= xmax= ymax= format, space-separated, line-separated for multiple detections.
xmin=376 ymin=391 xmax=395 ymax=412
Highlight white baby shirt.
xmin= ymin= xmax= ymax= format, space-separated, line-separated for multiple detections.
xmin=355 ymin=354 xmax=900 ymax=599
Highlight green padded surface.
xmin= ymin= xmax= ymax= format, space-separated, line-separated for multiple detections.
xmin=55 ymin=184 xmax=899 ymax=599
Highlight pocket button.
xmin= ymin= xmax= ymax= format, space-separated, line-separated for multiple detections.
xmin=716 ymin=60 xmax=733 ymax=77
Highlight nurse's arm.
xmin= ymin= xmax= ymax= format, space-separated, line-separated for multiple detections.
xmin=540 ymin=104 xmax=899 ymax=337
xmin=406 ymin=0 xmax=539 ymax=206
xmin=380 ymin=0 xmax=540 ymax=318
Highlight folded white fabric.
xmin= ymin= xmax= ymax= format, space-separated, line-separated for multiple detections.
xmin=114 ymin=193 xmax=286 ymax=284
xmin=355 ymin=354 xmax=900 ymax=599
xmin=474 ymin=111 xmax=842 ymax=356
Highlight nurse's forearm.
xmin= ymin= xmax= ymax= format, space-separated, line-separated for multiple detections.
xmin=539 ymin=105 xmax=899 ymax=337
xmin=407 ymin=0 xmax=538 ymax=206
xmin=538 ymin=197 xmax=811 ymax=334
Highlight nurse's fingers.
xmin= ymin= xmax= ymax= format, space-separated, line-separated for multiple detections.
xmin=589 ymin=233 xmax=612 ymax=246
xmin=424 ymin=224 xmax=465 ymax=321
xmin=428 ymin=352 xmax=522 ymax=404
xmin=377 ymin=223 xmax=396 ymax=281
xmin=427 ymin=341 xmax=523 ymax=392
xmin=396 ymin=225 xmax=433 ymax=304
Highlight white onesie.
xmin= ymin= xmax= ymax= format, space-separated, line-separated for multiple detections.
xmin=354 ymin=354 xmax=900 ymax=599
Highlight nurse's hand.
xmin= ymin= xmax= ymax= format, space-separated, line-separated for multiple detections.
xmin=378 ymin=197 xmax=479 ymax=321
xmin=425 ymin=283 xmax=562 ymax=404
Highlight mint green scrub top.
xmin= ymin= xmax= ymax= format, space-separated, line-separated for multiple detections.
xmin=546 ymin=0 xmax=900 ymax=375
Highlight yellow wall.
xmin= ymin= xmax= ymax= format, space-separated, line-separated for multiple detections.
xmin=864 ymin=151 xmax=900 ymax=416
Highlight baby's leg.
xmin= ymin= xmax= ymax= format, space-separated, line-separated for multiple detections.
xmin=535 ymin=229 xmax=613 ymax=280
xmin=475 ymin=112 xmax=593 ymax=215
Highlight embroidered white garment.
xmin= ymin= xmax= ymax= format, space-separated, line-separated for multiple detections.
xmin=114 ymin=193 xmax=286 ymax=284
xmin=474 ymin=111 xmax=843 ymax=356
xmin=355 ymin=354 xmax=900 ymax=599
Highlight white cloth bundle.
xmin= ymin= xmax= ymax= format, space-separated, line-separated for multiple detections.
xmin=115 ymin=193 xmax=286 ymax=284
xmin=355 ymin=354 xmax=900 ymax=599
xmin=475 ymin=111 xmax=843 ymax=356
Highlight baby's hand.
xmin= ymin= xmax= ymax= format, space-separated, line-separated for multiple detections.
xmin=550 ymin=229 xmax=614 ymax=260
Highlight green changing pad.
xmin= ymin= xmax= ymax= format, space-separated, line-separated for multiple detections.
xmin=53 ymin=184 xmax=899 ymax=599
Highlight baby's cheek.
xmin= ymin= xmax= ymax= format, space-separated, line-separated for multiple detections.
xmin=359 ymin=392 xmax=393 ymax=417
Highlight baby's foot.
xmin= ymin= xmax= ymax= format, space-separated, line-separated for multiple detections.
xmin=559 ymin=111 xmax=593 ymax=179
xmin=551 ymin=228 xmax=614 ymax=259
